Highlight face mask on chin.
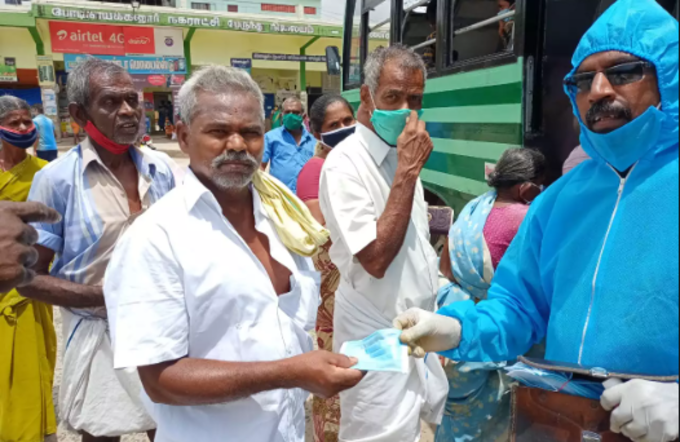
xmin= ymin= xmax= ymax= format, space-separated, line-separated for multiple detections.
xmin=320 ymin=125 xmax=357 ymax=149
xmin=0 ymin=125 xmax=38 ymax=150
xmin=580 ymin=104 xmax=664 ymax=172
xmin=369 ymin=91 xmax=423 ymax=147
xmin=84 ymin=121 xmax=132 ymax=155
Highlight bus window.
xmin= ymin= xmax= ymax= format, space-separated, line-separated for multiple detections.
xmin=347 ymin=2 xmax=362 ymax=87
xmin=367 ymin=0 xmax=393 ymax=54
xmin=403 ymin=0 xmax=438 ymax=71
xmin=343 ymin=0 xmax=393 ymax=90
xmin=448 ymin=0 xmax=517 ymax=66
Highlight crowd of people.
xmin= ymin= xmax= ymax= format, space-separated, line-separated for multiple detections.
xmin=0 ymin=0 xmax=678 ymax=442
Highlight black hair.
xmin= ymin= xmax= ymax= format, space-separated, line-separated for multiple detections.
xmin=309 ymin=94 xmax=355 ymax=134
xmin=487 ymin=148 xmax=546 ymax=189
xmin=32 ymin=104 xmax=44 ymax=114
xmin=426 ymin=0 xmax=438 ymax=25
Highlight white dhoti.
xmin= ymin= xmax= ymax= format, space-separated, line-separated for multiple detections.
xmin=334 ymin=282 xmax=448 ymax=442
xmin=59 ymin=308 xmax=156 ymax=437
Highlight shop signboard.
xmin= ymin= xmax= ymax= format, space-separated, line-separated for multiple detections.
xmin=231 ymin=58 xmax=252 ymax=74
xmin=253 ymin=53 xmax=327 ymax=63
xmin=36 ymin=55 xmax=56 ymax=87
xmin=132 ymin=74 xmax=186 ymax=89
xmin=41 ymin=88 xmax=59 ymax=116
xmin=65 ymin=54 xmax=187 ymax=75
xmin=38 ymin=5 xmax=379 ymax=40
xmin=154 ymin=28 xmax=184 ymax=57
xmin=0 ymin=63 xmax=17 ymax=83
xmin=51 ymin=21 xmax=179 ymax=57
xmin=124 ymin=26 xmax=156 ymax=55
xmin=50 ymin=21 xmax=125 ymax=55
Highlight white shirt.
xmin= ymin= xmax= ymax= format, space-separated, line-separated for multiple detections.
xmin=104 ymin=171 xmax=320 ymax=442
xmin=319 ymin=123 xmax=439 ymax=321
xmin=319 ymin=124 xmax=447 ymax=442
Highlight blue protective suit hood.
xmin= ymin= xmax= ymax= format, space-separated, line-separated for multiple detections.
xmin=438 ymin=0 xmax=679 ymax=377
xmin=566 ymin=0 xmax=679 ymax=171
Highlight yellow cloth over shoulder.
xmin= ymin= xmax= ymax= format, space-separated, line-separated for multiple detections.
xmin=252 ymin=170 xmax=329 ymax=257
xmin=0 ymin=155 xmax=57 ymax=442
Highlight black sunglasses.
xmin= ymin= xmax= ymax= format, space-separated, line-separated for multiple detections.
xmin=565 ymin=61 xmax=655 ymax=95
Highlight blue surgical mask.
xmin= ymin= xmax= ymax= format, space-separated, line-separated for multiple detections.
xmin=0 ymin=125 xmax=38 ymax=150
xmin=321 ymin=125 xmax=356 ymax=149
xmin=370 ymin=92 xmax=424 ymax=147
xmin=340 ymin=329 xmax=409 ymax=373
xmin=580 ymin=104 xmax=664 ymax=172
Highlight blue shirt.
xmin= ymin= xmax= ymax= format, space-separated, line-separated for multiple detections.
xmin=263 ymin=127 xmax=316 ymax=193
xmin=33 ymin=114 xmax=58 ymax=151
xmin=439 ymin=0 xmax=679 ymax=377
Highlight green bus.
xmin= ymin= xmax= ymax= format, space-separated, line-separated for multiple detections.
xmin=339 ymin=0 xmax=679 ymax=215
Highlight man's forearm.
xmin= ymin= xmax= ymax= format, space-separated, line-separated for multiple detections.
xmin=18 ymin=275 xmax=104 ymax=308
xmin=140 ymin=357 xmax=300 ymax=406
xmin=358 ymin=165 xmax=420 ymax=278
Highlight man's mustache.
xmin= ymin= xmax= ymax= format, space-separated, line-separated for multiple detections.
xmin=116 ymin=118 xmax=140 ymax=128
xmin=586 ymin=100 xmax=633 ymax=128
xmin=212 ymin=151 xmax=259 ymax=170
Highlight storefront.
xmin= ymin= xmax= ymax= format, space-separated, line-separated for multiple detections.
xmin=43 ymin=18 xmax=188 ymax=134
xmin=0 ymin=13 xmax=41 ymax=104
xmin=2 ymin=2 xmax=389 ymax=132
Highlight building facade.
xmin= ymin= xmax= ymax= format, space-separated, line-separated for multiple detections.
xmin=0 ymin=0 xmax=362 ymax=134
xmin=180 ymin=0 xmax=321 ymax=19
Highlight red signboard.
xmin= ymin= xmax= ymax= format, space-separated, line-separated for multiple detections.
xmin=147 ymin=75 xmax=167 ymax=86
xmin=50 ymin=21 xmax=125 ymax=56
xmin=124 ymin=27 xmax=155 ymax=55
xmin=50 ymin=22 xmax=157 ymax=56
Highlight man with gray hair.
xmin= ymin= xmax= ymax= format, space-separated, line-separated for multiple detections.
xmin=319 ymin=44 xmax=448 ymax=442
xmin=103 ymin=65 xmax=363 ymax=442
xmin=19 ymin=57 xmax=178 ymax=441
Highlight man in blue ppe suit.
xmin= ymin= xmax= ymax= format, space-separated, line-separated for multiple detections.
xmin=395 ymin=1 xmax=679 ymax=441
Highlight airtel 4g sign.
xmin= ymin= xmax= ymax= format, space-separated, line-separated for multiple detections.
xmin=49 ymin=21 xmax=155 ymax=56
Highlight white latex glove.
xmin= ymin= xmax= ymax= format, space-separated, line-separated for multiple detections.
xmin=393 ymin=308 xmax=462 ymax=358
xmin=601 ymin=379 xmax=680 ymax=442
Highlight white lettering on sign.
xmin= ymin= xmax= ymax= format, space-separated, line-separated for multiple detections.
xmin=270 ymin=23 xmax=315 ymax=35
xmin=168 ymin=16 xmax=220 ymax=27
xmin=129 ymin=59 xmax=171 ymax=71
xmin=56 ymin=28 xmax=125 ymax=44
xmin=128 ymin=37 xmax=151 ymax=45
xmin=369 ymin=30 xmax=390 ymax=40
xmin=51 ymin=7 xmax=161 ymax=25
xmin=226 ymin=20 xmax=265 ymax=32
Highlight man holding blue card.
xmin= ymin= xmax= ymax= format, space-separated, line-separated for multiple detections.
xmin=319 ymin=44 xmax=448 ymax=442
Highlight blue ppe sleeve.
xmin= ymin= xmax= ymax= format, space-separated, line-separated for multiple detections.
xmin=437 ymin=205 xmax=551 ymax=363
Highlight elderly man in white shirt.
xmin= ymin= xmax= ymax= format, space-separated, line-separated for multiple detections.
xmin=103 ymin=65 xmax=363 ymax=442
xmin=319 ymin=45 xmax=448 ymax=442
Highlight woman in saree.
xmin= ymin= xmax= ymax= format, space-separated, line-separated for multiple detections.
xmin=436 ymin=147 xmax=546 ymax=442
xmin=0 ymin=96 xmax=56 ymax=442
xmin=296 ymin=94 xmax=356 ymax=442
